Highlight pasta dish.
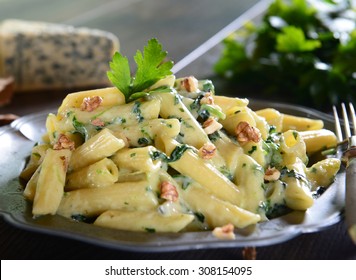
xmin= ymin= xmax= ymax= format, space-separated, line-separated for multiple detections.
xmin=20 ymin=39 xmax=340 ymax=239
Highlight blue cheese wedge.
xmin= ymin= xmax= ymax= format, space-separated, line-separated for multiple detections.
xmin=0 ymin=19 xmax=119 ymax=91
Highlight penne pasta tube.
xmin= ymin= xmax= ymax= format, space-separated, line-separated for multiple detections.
xmin=234 ymin=154 xmax=266 ymax=214
xmin=53 ymin=99 xmax=162 ymax=140
xmin=179 ymin=180 xmax=261 ymax=228
xmin=282 ymin=113 xmax=324 ymax=132
xmin=109 ymin=118 xmax=181 ymax=147
xmin=161 ymin=138 xmax=242 ymax=206
xmin=58 ymin=87 xmax=126 ymax=114
xmin=111 ymin=146 xmax=162 ymax=173
xmin=66 ymin=158 xmax=119 ymax=190
xmin=213 ymin=95 xmax=249 ymax=113
xmin=282 ymin=158 xmax=314 ymax=211
xmin=20 ymin=143 xmax=50 ymax=181
xmin=212 ymin=131 xmax=244 ymax=176
xmin=280 ymin=130 xmax=308 ymax=165
xmin=220 ymin=106 xmax=256 ymax=135
xmin=116 ymin=171 xmax=149 ymax=183
xmin=94 ymin=209 xmax=194 ymax=233
xmin=69 ymin=128 xmax=125 ymax=170
xmin=299 ymin=129 xmax=338 ymax=155
xmin=23 ymin=165 xmax=41 ymax=201
xmin=150 ymin=91 xmax=210 ymax=148
xmin=256 ymin=108 xmax=283 ymax=132
xmin=306 ymin=158 xmax=341 ymax=190
xmin=32 ymin=148 xmax=72 ymax=216
xmin=221 ymin=106 xmax=269 ymax=140
xmin=57 ymin=180 xmax=158 ymax=218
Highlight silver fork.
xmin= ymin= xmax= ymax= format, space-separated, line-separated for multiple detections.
xmin=333 ymin=103 xmax=356 ymax=244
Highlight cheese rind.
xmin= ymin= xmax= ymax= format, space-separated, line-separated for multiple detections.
xmin=0 ymin=19 xmax=119 ymax=91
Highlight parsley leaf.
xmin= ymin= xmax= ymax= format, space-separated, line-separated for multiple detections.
xmin=107 ymin=38 xmax=173 ymax=103
xmin=107 ymin=52 xmax=131 ymax=100
xmin=133 ymin=38 xmax=174 ymax=93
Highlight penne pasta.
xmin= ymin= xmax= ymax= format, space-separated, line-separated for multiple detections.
xmin=58 ymin=87 xmax=126 ymax=114
xmin=94 ymin=209 xmax=195 ymax=233
xmin=69 ymin=128 xmax=125 ymax=170
xmin=66 ymin=158 xmax=119 ymax=190
xmin=57 ymin=180 xmax=158 ymax=218
xmin=21 ymin=72 xmax=341 ymax=234
xmin=178 ymin=178 xmax=260 ymax=228
xmin=299 ymin=129 xmax=338 ymax=155
xmin=32 ymin=148 xmax=72 ymax=216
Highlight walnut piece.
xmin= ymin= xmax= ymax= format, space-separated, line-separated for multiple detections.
xmin=91 ymin=118 xmax=105 ymax=127
xmin=80 ymin=96 xmax=103 ymax=112
xmin=235 ymin=121 xmax=261 ymax=144
xmin=212 ymin=223 xmax=236 ymax=240
xmin=198 ymin=142 xmax=217 ymax=159
xmin=200 ymin=92 xmax=214 ymax=105
xmin=203 ymin=117 xmax=222 ymax=135
xmin=53 ymin=134 xmax=75 ymax=150
xmin=160 ymin=181 xmax=179 ymax=202
xmin=180 ymin=76 xmax=199 ymax=92
xmin=264 ymin=166 xmax=281 ymax=181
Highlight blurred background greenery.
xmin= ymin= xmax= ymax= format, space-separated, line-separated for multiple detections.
xmin=214 ymin=0 xmax=356 ymax=111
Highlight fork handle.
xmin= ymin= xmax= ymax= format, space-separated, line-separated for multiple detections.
xmin=345 ymin=157 xmax=356 ymax=244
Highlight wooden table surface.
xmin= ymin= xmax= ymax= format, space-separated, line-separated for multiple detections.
xmin=1 ymin=0 xmax=355 ymax=260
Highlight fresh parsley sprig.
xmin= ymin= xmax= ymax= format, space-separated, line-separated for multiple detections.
xmin=107 ymin=38 xmax=174 ymax=103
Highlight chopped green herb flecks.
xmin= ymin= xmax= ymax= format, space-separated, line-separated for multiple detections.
xmin=145 ymin=227 xmax=156 ymax=233
xmin=194 ymin=212 xmax=205 ymax=223
xmin=132 ymin=101 xmax=144 ymax=123
xmin=259 ymin=200 xmax=290 ymax=219
xmin=248 ymin=145 xmax=257 ymax=155
xmin=168 ymin=144 xmax=192 ymax=162
xmin=137 ymin=137 xmax=150 ymax=146
xmin=72 ymin=116 xmax=89 ymax=140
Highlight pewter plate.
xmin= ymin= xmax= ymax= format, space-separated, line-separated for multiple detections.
xmin=0 ymin=100 xmax=344 ymax=252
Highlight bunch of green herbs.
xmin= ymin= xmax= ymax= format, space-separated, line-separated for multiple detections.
xmin=214 ymin=0 xmax=356 ymax=110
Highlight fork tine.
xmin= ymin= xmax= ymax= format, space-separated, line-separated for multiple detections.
xmin=342 ymin=103 xmax=351 ymax=138
xmin=342 ymin=103 xmax=352 ymax=138
xmin=349 ymin=102 xmax=356 ymax=136
xmin=333 ymin=105 xmax=343 ymax=142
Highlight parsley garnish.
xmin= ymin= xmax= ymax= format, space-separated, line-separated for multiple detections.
xmin=107 ymin=38 xmax=174 ymax=103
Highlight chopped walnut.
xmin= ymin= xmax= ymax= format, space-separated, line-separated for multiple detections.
xmin=200 ymin=92 xmax=214 ymax=105
xmin=180 ymin=76 xmax=199 ymax=92
xmin=91 ymin=118 xmax=105 ymax=127
xmin=242 ymin=247 xmax=257 ymax=260
xmin=264 ymin=166 xmax=281 ymax=181
xmin=80 ymin=96 xmax=103 ymax=112
xmin=199 ymin=142 xmax=217 ymax=159
xmin=235 ymin=121 xmax=261 ymax=144
xmin=160 ymin=181 xmax=178 ymax=202
xmin=53 ymin=134 xmax=75 ymax=150
xmin=203 ymin=117 xmax=223 ymax=135
xmin=212 ymin=223 xmax=236 ymax=240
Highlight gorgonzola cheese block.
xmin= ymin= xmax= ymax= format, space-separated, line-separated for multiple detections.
xmin=0 ymin=19 xmax=119 ymax=91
